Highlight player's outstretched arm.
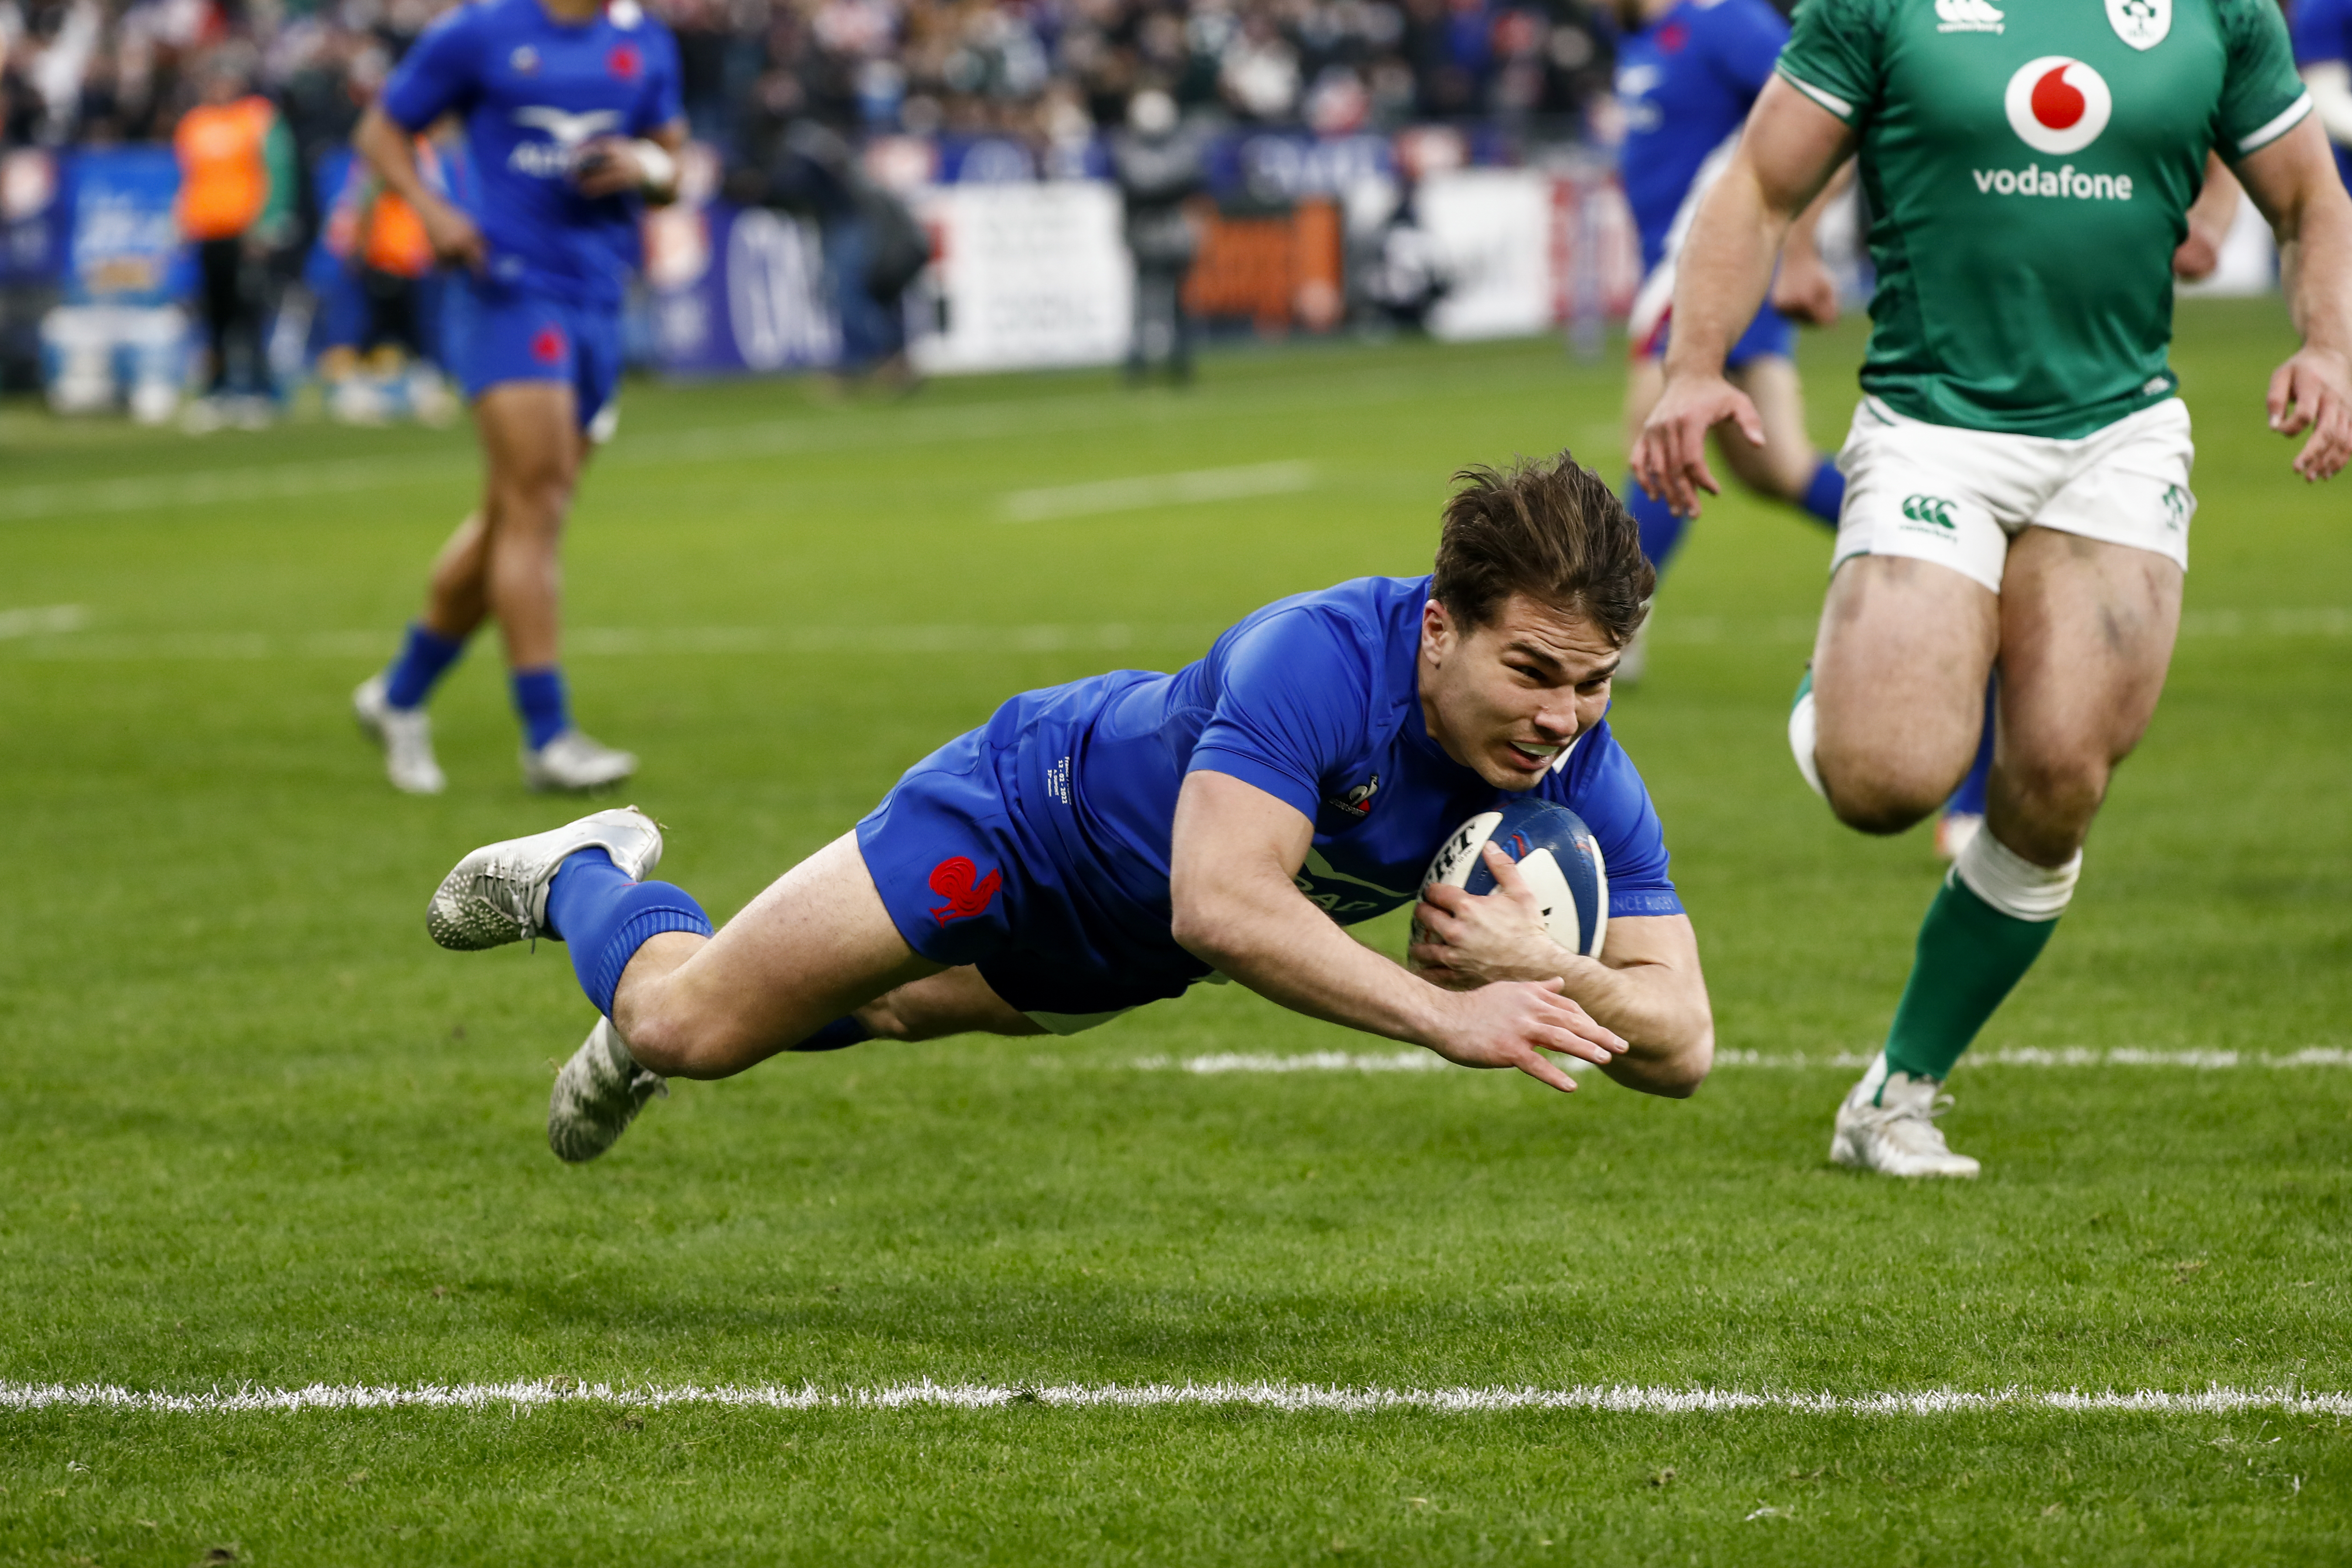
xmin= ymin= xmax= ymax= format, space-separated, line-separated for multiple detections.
xmin=1410 ymin=844 xmax=1714 ymax=1098
xmin=1631 ymin=76 xmax=1856 ymax=518
xmin=1168 ymin=771 xmax=1628 ymax=1096
xmin=2233 ymin=117 xmax=2352 ymax=481
xmin=353 ymin=106 xmax=483 ymax=270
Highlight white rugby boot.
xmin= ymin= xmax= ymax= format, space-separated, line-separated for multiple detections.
xmin=523 ymin=729 xmax=638 ymax=793
xmin=1830 ymin=1062 xmax=1981 ymax=1179
xmin=353 ymin=673 xmax=447 ymax=795
xmin=426 ymin=806 xmax=664 ymax=950
xmin=549 ymin=1017 xmax=667 ymax=1162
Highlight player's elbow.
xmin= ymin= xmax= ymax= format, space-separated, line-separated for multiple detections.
xmin=1167 ymin=887 xmax=1237 ymax=969
xmin=1649 ymin=1026 xmax=1715 ymax=1098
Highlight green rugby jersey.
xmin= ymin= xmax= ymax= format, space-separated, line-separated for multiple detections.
xmin=1777 ymin=0 xmax=2311 ymax=436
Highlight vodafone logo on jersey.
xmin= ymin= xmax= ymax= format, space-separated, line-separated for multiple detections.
xmin=2004 ymin=57 xmax=2112 ymax=155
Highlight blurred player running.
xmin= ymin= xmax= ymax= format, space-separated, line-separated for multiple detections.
xmin=2294 ymin=0 xmax=2352 ymax=190
xmin=350 ymin=0 xmax=685 ymax=794
xmin=1613 ymin=0 xmax=1850 ymax=613
xmin=422 ymin=457 xmax=1716 ymax=1162
xmin=1609 ymin=0 xmax=2017 ymax=854
xmin=1636 ymin=0 xmax=2352 ymax=1177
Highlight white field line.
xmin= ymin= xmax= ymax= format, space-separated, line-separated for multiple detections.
xmin=999 ymin=461 xmax=1317 ymax=523
xmin=8 ymin=608 xmax=2345 ymax=663
xmin=1118 ymin=1047 xmax=2352 ymax=1075
xmin=0 ymin=622 xmax=1225 ymax=663
xmin=4 ymin=1380 xmax=2347 ymax=1418
xmin=0 ymin=604 xmax=88 ymax=638
xmin=0 ymin=362 xmax=1545 ymax=525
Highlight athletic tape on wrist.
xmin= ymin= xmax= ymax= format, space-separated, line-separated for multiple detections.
xmin=1953 ymin=829 xmax=2080 ymax=922
xmin=631 ymin=139 xmax=677 ymax=195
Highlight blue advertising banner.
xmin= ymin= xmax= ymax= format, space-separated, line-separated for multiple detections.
xmin=64 ymin=146 xmax=189 ymax=305
xmin=646 ymin=200 xmax=838 ymax=376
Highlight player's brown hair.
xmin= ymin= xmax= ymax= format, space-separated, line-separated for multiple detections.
xmin=1432 ymin=451 xmax=1654 ymax=647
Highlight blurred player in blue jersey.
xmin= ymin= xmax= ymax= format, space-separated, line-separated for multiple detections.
xmin=2294 ymin=0 xmax=2352 ymax=190
xmin=1609 ymin=0 xmax=2010 ymax=851
xmin=348 ymin=0 xmax=685 ymax=794
xmin=421 ymin=455 xmax=1717 ymax=1163
xmin=1613 ymin=0 xmax=1847 ymax=596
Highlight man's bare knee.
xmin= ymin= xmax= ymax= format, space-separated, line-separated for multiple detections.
xmin=1823 ymin=774 xmax=1945 ymax=835
xmin=1995 ymin=752 xmax=2110 ymax=849
xmin=1816 ymin=742 xmax=1955 ymax=834
xmin=620 ymin=1001 xmax=762 ymax=1080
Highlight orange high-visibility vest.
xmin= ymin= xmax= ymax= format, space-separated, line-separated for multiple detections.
xmin=175 ymin=97 xmax=276 ymax=241
xmin=362 ymin=190 xmax=434 ymax=277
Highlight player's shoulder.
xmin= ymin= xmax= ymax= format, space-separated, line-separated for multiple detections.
xmin=1784 ymin=0 xmax=1892 ymax=34
xmin=1549 ymin=717 xmax=1655 ymax=811
xmin=602 ymin=0 xmax=680 ymax=46
xmin=1689 ymin=0 xmax=1789 ymax=32
xmin=1240 ymin=574 xmax=1425 ymax=645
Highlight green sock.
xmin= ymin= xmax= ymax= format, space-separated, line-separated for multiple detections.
xmin=1881 ymin=872 xmax=2058 ymax=1085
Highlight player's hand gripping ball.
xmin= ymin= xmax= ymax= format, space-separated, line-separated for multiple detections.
xmin=1412 ymin=799 xmax=1610 ymax=971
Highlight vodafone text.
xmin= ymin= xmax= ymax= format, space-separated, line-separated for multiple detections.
xmin=1970 ymin=163 xmax=2134 ymax=201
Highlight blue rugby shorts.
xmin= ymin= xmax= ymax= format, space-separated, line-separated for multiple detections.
xmin=446 ymin=272 xmax=622 ymax=437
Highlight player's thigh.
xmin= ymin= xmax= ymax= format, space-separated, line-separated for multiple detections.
xmin=858 ymin=965 xmax=1047 ymax=1042
xmin=1623 ymin=355 xmax=1665 ymax=457
xmin=1811 ymin=555 xmax=2000 ymax=823
xmin=1990 ymin=528 xmax=2182 ymax=840
xmin=474 ymin=381 xmax=580 ymax=509
xmin=628 ymin=831 xmax=943 ymax=1075
xmin=1721 ymin=356 xmax=1817 ymax=499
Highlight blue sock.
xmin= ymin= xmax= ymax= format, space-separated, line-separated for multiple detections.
xmin=543 ymin=848 xmax=715 ymax=1018
xmin=1945 ymin=675 xmax=1997 ymax=818
xmin=1625 ymin=476 xmax=1687 ymax=573
xmin=383 ymin=623 xmax=467 ymax=711
xmin=510 ymin=666 xmax=570 ymax=751
xmin=1800 ymin=459 xmax=1846 ymax=530
xmin=793 ymin=1016 xmax=872 ymax=1052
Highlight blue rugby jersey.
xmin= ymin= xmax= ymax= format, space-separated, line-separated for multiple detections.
xmin=379 ymin=0 xmax=682 ymax=307
xmin=1032 ymin=574 xmax=1680 ymax=956
xmin=1615 ymin=0 xmax=1789 ymax=272
xmin=2292 ymin=0 xmax=2352 ymax=188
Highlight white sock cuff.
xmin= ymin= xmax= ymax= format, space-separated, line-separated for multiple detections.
xmin=1789 ymin=689 xmax=1827 ymax=799
xmin=1953 ymin=830 xmax=2080 ymax=922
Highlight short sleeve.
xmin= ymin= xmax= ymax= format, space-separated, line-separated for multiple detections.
xmin=1773 ymin=0 xmax=1881 ymax=126
xmin=632 ymin=25 xmax=685 ymax=133
xmin=1186 ymin=609 xmax=1373 ymax=821
xmin=1539 ymin=723 xmax=1682 ymax=919
xmin=380 ymin=6 xmax=481 ymax=132
xmin=1711 ymin=0 xmax=1792 ymax=102
xmin=2218 ymin=0 xmax=2315 ymax=157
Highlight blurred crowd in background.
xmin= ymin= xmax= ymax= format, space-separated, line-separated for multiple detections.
xmin=0 ymin=0 xmax=1616 ymax=158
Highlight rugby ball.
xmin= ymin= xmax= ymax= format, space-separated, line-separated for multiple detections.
xmin=1417 ymin=799 xmax=1610 ymax=959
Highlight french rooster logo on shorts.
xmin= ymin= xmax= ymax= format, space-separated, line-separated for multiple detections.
xmin=928 ymin=856 xmax=1003 ymax=923
xmin=530 ymin=325 xmax=568 ymax=365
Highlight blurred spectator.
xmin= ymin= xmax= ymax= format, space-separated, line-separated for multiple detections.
xmin=1109 ymin=84 xmax=1201 ymax=381
xmin=172 ymin=42 xmax=295 ymax=424
xmin=726 ymin=111 xmax=925 ymax=387
xmin=2 ymin=0 xmax=1619 ymax=161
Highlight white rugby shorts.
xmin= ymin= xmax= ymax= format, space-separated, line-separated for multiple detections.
xmin=1831 ymin=396 xmax=2196 ymax=595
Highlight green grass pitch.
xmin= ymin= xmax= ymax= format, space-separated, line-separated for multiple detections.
xmin=1 ymin=299 xmax=2347 ymax=1564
